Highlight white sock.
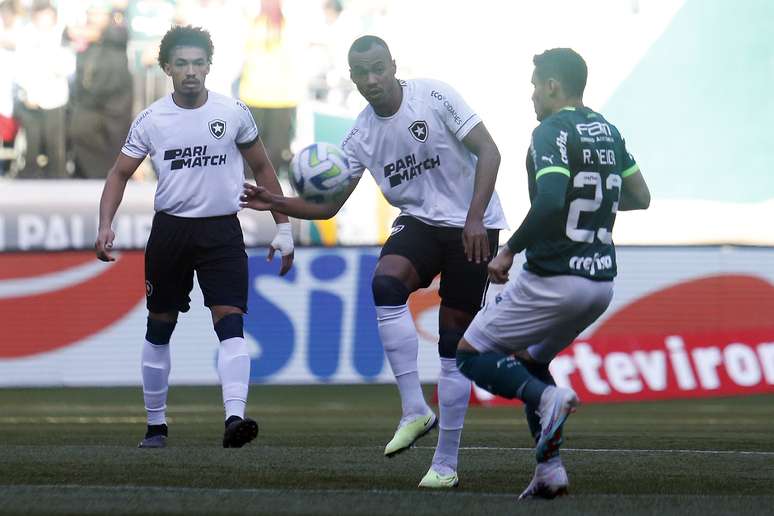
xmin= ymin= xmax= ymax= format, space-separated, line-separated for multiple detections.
xmin=376 ymin=304 xmax=429 ymax=419
xmin=142 ymin=340 xmax=171 ymax=426
xmin=432 ymin=358 xmax=471 ymax=474
xmin=217 ymin=337 xmax=250 ymax=420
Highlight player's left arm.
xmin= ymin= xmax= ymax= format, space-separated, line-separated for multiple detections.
xmin=462 ymin=122 xmax=501 ymax=264
xmin=619 ymin=168 xmax=650 ymax=210
xmin=241 ymin=137 xmax=288 ymax=224
xmin=240 ymin=138 xmax=294 ymax=276
xmin=617 ymin=139 xmax=650 ymax=211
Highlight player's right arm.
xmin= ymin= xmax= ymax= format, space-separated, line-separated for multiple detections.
xmin=488 ymin=121 xmax=569 ymax=283
xmin=95 ymin=153 xmax=145 ymax=262
xmin=242 ymin=122 xmax=366 ymax=220
xmin=488 ymin=172 xmax=568 ymax=283
xmin=240 ymin=175 xmax=360 ymax=220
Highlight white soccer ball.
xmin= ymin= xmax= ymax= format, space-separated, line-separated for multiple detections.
xmin=289 ymin=142 xmax=353 ymax=203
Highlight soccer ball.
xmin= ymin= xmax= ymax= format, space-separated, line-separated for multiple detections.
xmin=289 ymin=142 xmax=353 ymax=203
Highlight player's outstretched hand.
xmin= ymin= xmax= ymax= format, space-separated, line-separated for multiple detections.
xmin=268 ymin=222 xmax=294 ymax=276
xmin=240 ymin=182 xmax=274 ymax=211
xmin=95 ymin=227 xmax=116 ymax=262
xmin=487 ymin=248 xmax=514 ymax=284
xmin=463 ymin=218 xmax=490 ymax=264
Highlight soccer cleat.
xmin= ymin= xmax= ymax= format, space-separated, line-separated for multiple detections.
xmin=535 ymin=386 xmax=579 ymax=463
xmin=384 ymin=412 xmax=437 ymax=457
xmin=138 ymin=434 xmax=167 ymax=448
xmin=418 ymin=468 xmax=459 ymax=489
xmin=222 ymin=416 xmax=259 ymax=448
xmin=138 ymin=424 xmax=168 ymax=449
xmin=518 ymin=460 xmax=569 ymax=500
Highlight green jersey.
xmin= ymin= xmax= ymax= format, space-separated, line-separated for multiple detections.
xmin=523 ymin=107 xmax=639 ymax=281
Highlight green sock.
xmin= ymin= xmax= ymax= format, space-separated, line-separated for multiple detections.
xmin=456 ymin=350 xmax=548 ymax=406
xmin=522 ymin=361 xmax=556 ymax=440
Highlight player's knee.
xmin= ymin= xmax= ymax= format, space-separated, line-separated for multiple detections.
xmin=371 ymin=275 xmax=409 ymax=306
xmin=214 ymin=313 xmax=244 ymax=342
xmin=438 ymin=329 xmax=464 ymax=359
xmin=145 ymin=317 xmax=177 ymax=345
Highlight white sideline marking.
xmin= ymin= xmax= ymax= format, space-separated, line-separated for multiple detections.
xmin=417 ymin=446 xmax=774 ymax=456
xmin=0 ymin=484 xmax=515 ymax=498
xmin=0 ymin=422 xmax=770 ymax=457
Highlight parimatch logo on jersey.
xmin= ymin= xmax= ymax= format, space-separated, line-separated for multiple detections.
xmin=383 ymin=153 xmax=441 ymax=188
xmin=163 ymin=145 xmax=227 ymax=170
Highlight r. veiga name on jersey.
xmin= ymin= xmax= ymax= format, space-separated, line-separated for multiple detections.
xmin=569 ymin=253 xmax=613 ymax=276
xmin=163 ymin=145 xmax=227 ymax=171
xmin=383 ymin=153 xmax=441 ymax=188
xmin=582 ymin=148 xmax=617 ymax=166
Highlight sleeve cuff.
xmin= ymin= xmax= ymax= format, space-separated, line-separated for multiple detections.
xmin=621 ymin=164 xmax=640 ymax=178
xmin=535 ymin=166 xmax=570 ymax=180
xmin=120 ymin=148 xmax=146 ymax=159
xmin=454 ymin=114 xmax=482 ymax=140
xmin=236 ymin=135 xmax=260 ymax=150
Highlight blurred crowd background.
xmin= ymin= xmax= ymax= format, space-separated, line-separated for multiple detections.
xmin=0 ymin=0 xmax=387 ymax=181
xmin=0 ymin=0 xmax=770 ymax=247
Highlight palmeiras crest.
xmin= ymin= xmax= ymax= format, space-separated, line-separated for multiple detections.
xmin=408 ymin=120 xmax=428 ymax=142
xmin=209 ymin=119 xmax=226 ymax=139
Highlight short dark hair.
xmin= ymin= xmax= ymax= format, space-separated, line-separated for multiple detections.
xmin=533 ymin=48 xmax=587 ymax=98
xmin=157 ymin=25 xmax=214 ymax=69
xmin=348 ymin=35 xmax=391 ymax=59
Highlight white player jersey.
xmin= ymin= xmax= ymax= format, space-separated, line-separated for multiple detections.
xmin=122 ymin=91 xmax=259 ymax=218
xmin=342 ymin=79 xmax=507 ymax=229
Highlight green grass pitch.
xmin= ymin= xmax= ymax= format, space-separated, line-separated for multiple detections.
xmin=0 ymin=386 xmax=772 ymax=515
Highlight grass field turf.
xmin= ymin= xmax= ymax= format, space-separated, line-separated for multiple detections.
xmin=0 ymin=386 xmax=772 ymax=515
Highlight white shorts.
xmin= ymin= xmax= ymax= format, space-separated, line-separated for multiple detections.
xmin=463 ymin=270 xmax=613 ymax=363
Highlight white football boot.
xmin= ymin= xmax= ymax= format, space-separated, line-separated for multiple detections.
xmin=518 ymin=458 xmax=569 ymax=500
